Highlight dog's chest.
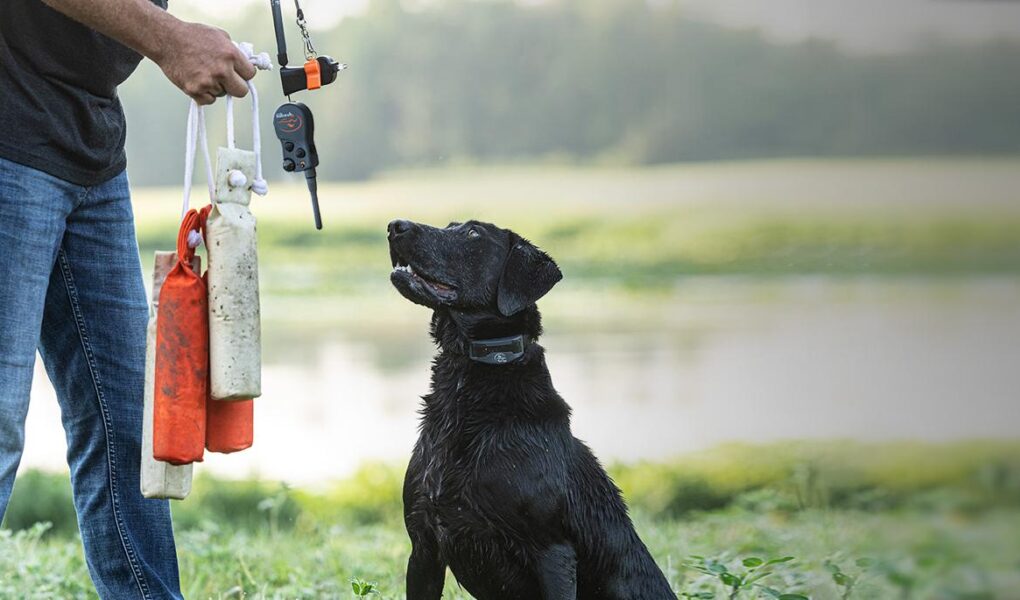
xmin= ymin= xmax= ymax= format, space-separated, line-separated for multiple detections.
xmin=411 ymin=423 xmax=525 ymax=539
xmin=410 ymin=372 xmax=571 ymax=548
xmin=414 ymin=454 xmax=538 ymax=594
xmin=408 ymin=421 xmax=567 ymax=600
xmin=412 ymin=417 xmax=565 ymax=530
xmin=414 ymin=431 xmax=488 ymax=528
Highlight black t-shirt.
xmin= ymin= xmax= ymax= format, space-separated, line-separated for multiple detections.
xmin=0 ymin=0 xmax=167 ymax=186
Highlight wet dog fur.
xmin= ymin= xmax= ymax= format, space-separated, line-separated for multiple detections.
xmin=388 ymin=219 xmax=676 ymax=600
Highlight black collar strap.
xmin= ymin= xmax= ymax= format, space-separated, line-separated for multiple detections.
xmin=468 ymin=335 xmax=530 ymax=365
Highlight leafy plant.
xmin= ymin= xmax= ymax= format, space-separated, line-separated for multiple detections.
xmin=683 ymin=555 xmax=807 ymax=599
xmin=824 ymin=557 xmax=873 ymax=599
xmin=350 ymin=577 xmax=379 ymax=597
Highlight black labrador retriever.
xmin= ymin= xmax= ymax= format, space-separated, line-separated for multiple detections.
xmin=387 ymin=219 xmax=676 ymax=600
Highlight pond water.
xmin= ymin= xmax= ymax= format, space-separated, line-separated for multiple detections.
xmin=22 ymin=277 xmax=1020 ymax=486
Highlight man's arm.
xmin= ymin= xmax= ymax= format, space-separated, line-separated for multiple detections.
xmin=42 ymin=0 xmax=257 ymax=105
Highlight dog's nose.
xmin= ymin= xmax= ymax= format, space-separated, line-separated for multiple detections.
xmin=388 ymin=219 xmax=414 ymax=237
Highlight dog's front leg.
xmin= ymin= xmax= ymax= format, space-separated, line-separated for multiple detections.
xmin=406 ymin=537 xmax=445 ymax=600
xmin=537 ymin=543 xmax=578 ymax=600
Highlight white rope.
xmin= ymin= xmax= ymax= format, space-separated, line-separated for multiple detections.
xmin=226 ymin=96 xmax=236 ymax=150
xmin=198 ymin=107 xmax=215 ymax=203
xmin=180 ymin=102 xmax=214 ymax=248
xmin=181 ymin=101 xmax=196 ymax=221
xmin=180 ymin=41 xmax=272 ymax=249
xmin=233 ymin=42 xmax=272 ymax=196
xmin=249 ymin=77 xmax=268 ymax=196
xmin=182 ymin=103 xmax=215 ymax=212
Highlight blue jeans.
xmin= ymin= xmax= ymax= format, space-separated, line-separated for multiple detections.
xmin=0 ymin=157 xmax=182 ymax=599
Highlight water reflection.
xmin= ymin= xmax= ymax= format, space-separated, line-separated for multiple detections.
xmin=23 ymin=277 xmax=1020 ymax=485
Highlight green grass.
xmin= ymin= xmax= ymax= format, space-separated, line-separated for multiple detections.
xmin=3 ymin=505 xmax=1018 ymax=599
xmin=4 ymin=441 xmax=1020 ymax=599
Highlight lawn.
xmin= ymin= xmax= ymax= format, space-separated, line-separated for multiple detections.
xmin=5 ymin=509 xmax=1018 ymax=599
xmin=4 ymin=442 xmax=1019 ymax=599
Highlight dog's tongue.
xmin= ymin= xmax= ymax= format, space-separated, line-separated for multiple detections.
xmin=412 ymin=271 xmax=454 ymax=295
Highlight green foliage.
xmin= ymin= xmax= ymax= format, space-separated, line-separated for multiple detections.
xmin=0 ymin=471 xmax=308 ymax=539
xmin=609 ymin=441 xmax=1020 ymax=519
xmin=170 ymin=475 xmax=302 ymax=534
xmin=1 ymin=470 xmax=76 ymax=537
xmin=5 ymin=442 xmax=1018 ymax=597
xmin=683 ymin=554 xmax=803 ymax=599
xmin=0 ymin=524 xmax=95 ymax=598
xmin=294 ymin=462 xmax=405 ymax=527
xmin=9 ymin=504 xmax=1020 ymax=595
xmin=351 ymin=576 xmax=380 ymax=597
xmin=3 ymin=498 xmax=1019 ymax=597
xmin=824 ymin=558 xmax=873 ymax=599
xmin=7 ymin=441 xmax=1019 ymax=544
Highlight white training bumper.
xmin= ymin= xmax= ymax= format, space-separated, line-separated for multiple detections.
xmin=206 ymin=146 xmax=263 ymax=401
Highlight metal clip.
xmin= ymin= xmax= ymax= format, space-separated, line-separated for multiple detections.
xmin=294 ymin=0 xmax=317 ymax=60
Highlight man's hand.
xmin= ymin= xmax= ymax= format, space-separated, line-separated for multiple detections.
xmin=154 ymin=21 xmax=257 ymax=106
xmin=41 ymin=0 xmax=256 ymax=105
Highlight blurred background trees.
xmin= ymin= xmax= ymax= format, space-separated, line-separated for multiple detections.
xmin=121 ymin=0 xmax=1020 ymax=183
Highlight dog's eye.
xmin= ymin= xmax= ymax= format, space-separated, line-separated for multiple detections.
xmin=466 ymin=229 xmax=481 ymax=239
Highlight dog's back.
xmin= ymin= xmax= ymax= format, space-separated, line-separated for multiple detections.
xmin=566 ymin=440 xmax=676 ymax=599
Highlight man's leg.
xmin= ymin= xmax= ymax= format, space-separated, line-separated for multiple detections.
xmin=38 ymin=171 xmax=181 ymax=599
xmin=0 ymin=158 xmax=73 ymax=519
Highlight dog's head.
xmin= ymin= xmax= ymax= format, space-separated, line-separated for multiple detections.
xmin=387 ymin=219 xmax=562 ymax=316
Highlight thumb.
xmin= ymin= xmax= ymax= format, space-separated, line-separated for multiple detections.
xmin=232 ymin=47 xmax=257 ymax=81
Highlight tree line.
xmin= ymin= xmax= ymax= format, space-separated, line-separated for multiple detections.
xmin=120 ymin=0 xmax=1020 ymax=184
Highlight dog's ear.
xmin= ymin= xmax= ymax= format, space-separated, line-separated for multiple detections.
xmin=497 ymin=235 xmax=563 ymax=316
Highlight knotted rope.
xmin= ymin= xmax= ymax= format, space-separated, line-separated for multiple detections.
xmin=181 ymin=42 xmax=272 ymax=249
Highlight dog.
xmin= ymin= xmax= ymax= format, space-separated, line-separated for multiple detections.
xmin=387 ymin=219 xmax=676 ymax=600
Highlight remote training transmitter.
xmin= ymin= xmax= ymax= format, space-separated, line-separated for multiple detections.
xmin=273 ymin=102 xmax=323 ymax=230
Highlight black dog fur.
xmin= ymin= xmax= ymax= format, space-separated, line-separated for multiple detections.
xmin=388 ymin=219 xmax=676 ymax=600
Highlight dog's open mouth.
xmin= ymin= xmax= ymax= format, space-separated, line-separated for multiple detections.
xmin=392 ymin=261 xmax=458 ymax=302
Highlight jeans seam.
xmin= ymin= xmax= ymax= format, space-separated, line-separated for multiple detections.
xmin=75 ymin=182 xmax=91 ymax=209
xmin=57 ymin=248 xmax=153 ymax=600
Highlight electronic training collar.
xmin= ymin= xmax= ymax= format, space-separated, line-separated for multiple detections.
xmin=468 ymin=335 xmax=531 ymax=365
